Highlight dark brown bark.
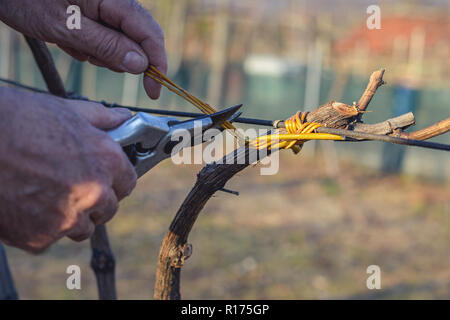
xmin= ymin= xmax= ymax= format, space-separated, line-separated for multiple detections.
xmin=154 ymin=148 xmax=257 ymax=300
xmin=154 ymin=68 xmax=448 ymax=300
xmin=23 ymin=36 xmax=67 ymax=98
xmin=153 ymin=101 xmax=361 ymax=300
xmin=305 ymin=101 xmax=359 ymax=128
xmin=90 ymin=225 xmax=117 ymax=300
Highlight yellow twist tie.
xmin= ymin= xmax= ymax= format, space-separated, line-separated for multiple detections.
xmin=249 ymin=111 xmax=344 ymax=153
xmin=145 ymin=68 xmax=342 ymax=153
xmin=145 ymin=66 xmax=244 ymax=142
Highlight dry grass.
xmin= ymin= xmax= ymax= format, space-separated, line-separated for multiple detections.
xmin=5 ymin=151 xmax=450 ymax=299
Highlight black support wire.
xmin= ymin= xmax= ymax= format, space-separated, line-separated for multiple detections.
xmin=1 ymin=77 xmax=449 ymax=152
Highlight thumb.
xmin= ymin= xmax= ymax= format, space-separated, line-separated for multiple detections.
xmin=67 ymin=18 xmax=149 ymax=74
xmin=63 ymin=99 xmax=133 ymax=130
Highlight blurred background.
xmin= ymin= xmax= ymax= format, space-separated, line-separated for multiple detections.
xmin=0 ymin=0 xmax=449 ymax=299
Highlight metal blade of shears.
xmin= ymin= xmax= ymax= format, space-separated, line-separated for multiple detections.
xmin=164 ymin=104 xmax=243 ymax=152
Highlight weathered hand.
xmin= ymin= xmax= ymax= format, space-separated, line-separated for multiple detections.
xmin=0 ymin=0 xmax=167 ymax=99
xmin=0 ymin=87 xmax=137 ymax=253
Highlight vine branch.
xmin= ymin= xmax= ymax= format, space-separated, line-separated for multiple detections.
xmin=153 ymin=69 xmax=449 ymax=300
xmin=393 ymin=118 xmax=450 ymax=141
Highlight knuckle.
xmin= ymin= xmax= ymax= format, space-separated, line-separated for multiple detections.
xmin=70 ymin=231 xmax=92 ymax=242
xmin=98 ymin=135 xmax=124 ymax=163
xmin=69 ymin=231 xmax=90 ymax=242
xmin=66 ymin=217 xmax=95 ymax=242
xmin=91 ymin=192 xmax=119 ymax=224
xmin=93 ymin=184 xmax=111 ymax=208
xmin=94 ymin=33 xmax=120 ymax=61
xmin=108 ymin=148 xmax=127 ymax=172
xmin=91 ymin=138 xmax=125 ymax=175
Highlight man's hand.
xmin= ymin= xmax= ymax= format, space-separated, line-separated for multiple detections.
xmin=0 ymin=0 xmax=167 ymax=99
xmin=0 ymin=87 xmax=137 ymax=253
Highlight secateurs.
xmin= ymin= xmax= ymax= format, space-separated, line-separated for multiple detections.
xmin=107 ymin=104 xmax=242 ymax=178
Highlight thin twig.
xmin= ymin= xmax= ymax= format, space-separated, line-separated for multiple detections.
xmin=218 ymin=188 xmax=240 ymax=196
xmin=316 ymin=127 xmax=449 ymax=151
xmin=23 ymin=36 xmax=67 ymax=98
xmin=90 ymin=225 xmax=117 ymax=300
xmin=357 ymin=69 xmax=386 ymax=114
xmin=393 ymin=118 xmax=450 ymax=141
xmin=351 ymin=113 xmax=415 ymax=135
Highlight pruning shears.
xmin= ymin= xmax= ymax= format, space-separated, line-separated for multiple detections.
xmin=107 ymin=104 xmax=242 ymax=178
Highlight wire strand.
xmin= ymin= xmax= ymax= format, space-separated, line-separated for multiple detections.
xmin=145 ymin=66 xmax=245 ymax=142
xmin=1 ymin=77 xmax=448 ymax=152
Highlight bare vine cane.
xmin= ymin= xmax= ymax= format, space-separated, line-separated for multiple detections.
xmin=153 ymin=69 xmax=449 ymax=300
xmin=23 ymin=36 xmax=67 ymax=98
xmin=153 ymin=100 xmax=365 ymax=300
xmin=23 ymin=36 xmax=117 ymax=300
xmin=90 ymin=225 xmax=117 ymax=300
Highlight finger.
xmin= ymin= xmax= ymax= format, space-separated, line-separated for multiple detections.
xmin=70 ymin=0 xmax=167 ymax=99
xmin=97 ymin=135 xmax=137 ymax=201
xmin=66 ymin=214 xmax=96 ymax=242
xmin=88 ymin=56 xmax=115 ymax=70
xmin=57 ymin=44 xmax=89 ymax=62
xmin=62 ymin=99 xmax=132 ymax=130
xmin=62 ymin=98 xmax=137 ymax=199
xmin=111 ymin=1 xmax=167 ymax=99
xmin=110 ymin=140 xmax=137 ymax=201
xmin=65 ymin=183 xmax=117 ymax=241
xmin=144 ymin=75 xmax=164 ymax=100
xmin=62 ymin=15 xmax=149 ymax=74
xmin=88 ymin=187 xmax=119 ymax=225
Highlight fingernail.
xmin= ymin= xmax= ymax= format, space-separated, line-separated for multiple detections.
xmin=122 ymin=51 xmax=146 ymax=73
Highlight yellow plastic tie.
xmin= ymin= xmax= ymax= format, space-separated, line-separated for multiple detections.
xmin=144 ymin=68 xmax=342 ymax=153
xmin=249 ymin=111 xmax=344 ymax=152
xmin=145 ymin=66 xmax=244 ymax=142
